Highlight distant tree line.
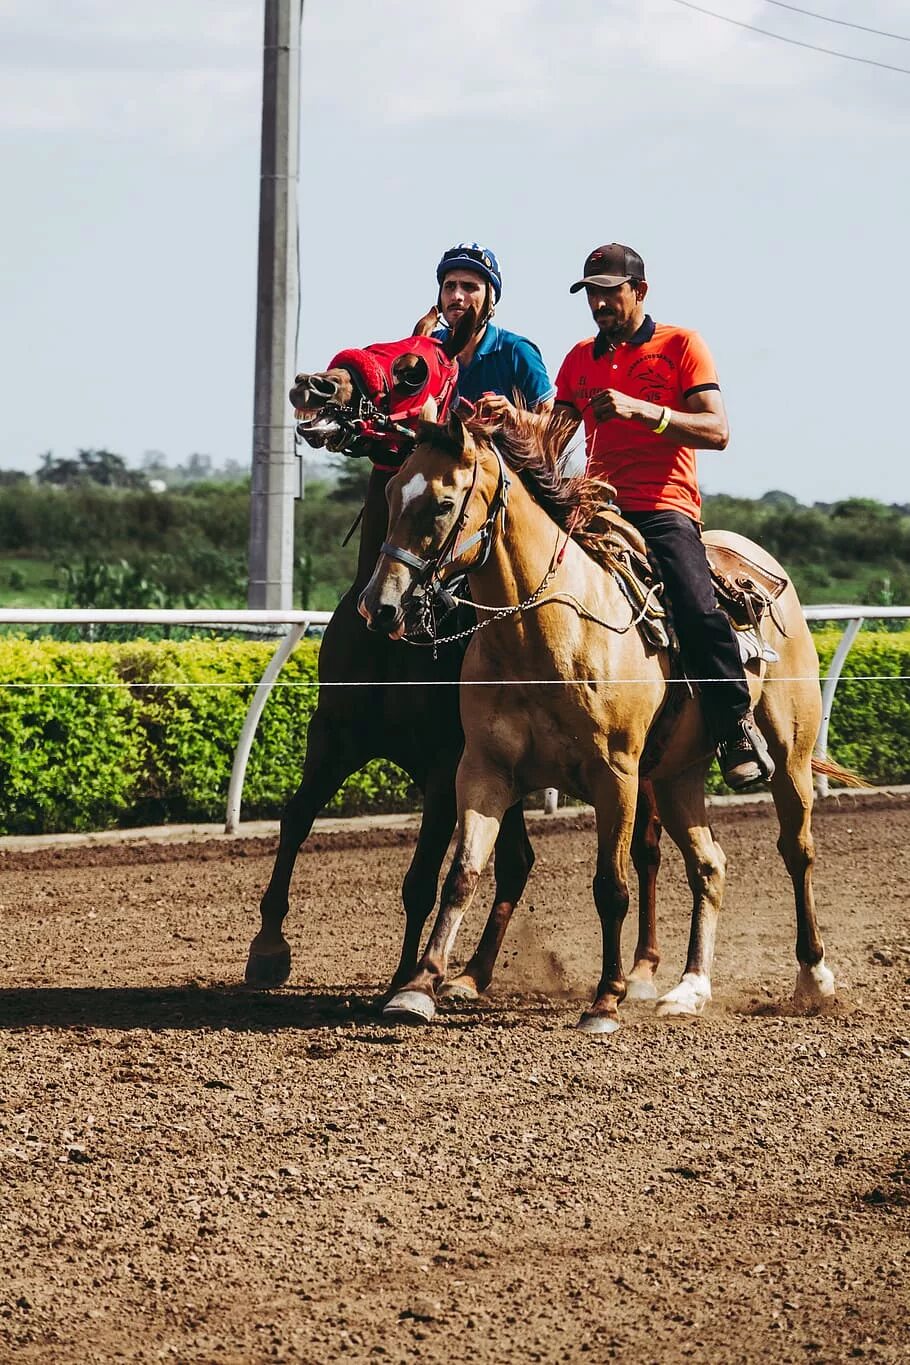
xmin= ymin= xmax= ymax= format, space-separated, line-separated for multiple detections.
xmin=0 ymin=448 xmax=250 ymax=492
xmin=0 ymin=450 xmax=908 ymax=610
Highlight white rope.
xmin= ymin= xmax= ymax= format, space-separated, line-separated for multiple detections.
xmin=0 ymin=675 xmax=905 ymax=689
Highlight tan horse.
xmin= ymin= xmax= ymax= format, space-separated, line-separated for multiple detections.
xmin=359 ymin=410 xmax=846 ymax=1033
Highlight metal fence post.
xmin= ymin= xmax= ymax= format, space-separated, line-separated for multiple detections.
xmin=814 ymin=615 xmax=864 ymax=797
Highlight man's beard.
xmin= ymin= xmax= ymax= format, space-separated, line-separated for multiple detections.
xmin=592 ymin=312 xmax=623 ymax=357
xmin=595 ymin=311 xmax=621 ymax=338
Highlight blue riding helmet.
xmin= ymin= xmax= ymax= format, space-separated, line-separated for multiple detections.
xmin=436 ymin=243 xmax=502 ymax=303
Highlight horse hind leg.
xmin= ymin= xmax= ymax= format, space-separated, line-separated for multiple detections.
xmin=652 ymin=767 xmax=726 ymax=1017
xmin=246 ymin=710 xmax=362 ymax=988
xmin=442 ymin=800 xmax=535 ymax=1001
xmin=769 ymin=746 xmax=835 ymax=1009
xmin=625 ymin=780 xmax=662 ymax=1001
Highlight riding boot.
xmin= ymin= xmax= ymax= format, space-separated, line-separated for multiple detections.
xmin=716 ymin=710 xmax=776 ymax=791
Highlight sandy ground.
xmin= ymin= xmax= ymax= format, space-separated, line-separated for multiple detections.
xmin=0 ymin=795 xmax=908 ymax=1363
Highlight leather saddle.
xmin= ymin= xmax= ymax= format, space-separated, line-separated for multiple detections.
xmin=576 ymin=510 xmax=788 ymax=653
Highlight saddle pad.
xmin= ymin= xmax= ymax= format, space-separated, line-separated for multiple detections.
xmin=704 ymin=543 xmax=788 ymax=601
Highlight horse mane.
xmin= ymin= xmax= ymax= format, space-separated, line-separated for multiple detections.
xmin=471 ymin=407 xmax=606 ymax=526
xmin=414 ymin=409 xmax=650 ymax=568
xmin=460 ymin=408 xmax=649 ymax=567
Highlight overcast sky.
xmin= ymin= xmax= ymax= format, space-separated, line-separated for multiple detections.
xmin=2 ymin=0 xmax=908 ymax=502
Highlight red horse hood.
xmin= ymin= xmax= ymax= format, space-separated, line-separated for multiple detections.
xmin=328 ymin=335 xmax=459 ymax=431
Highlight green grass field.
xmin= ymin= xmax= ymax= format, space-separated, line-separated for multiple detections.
xmin=0 ymin=557 xmax=61 ymax=607
xmin=0 ymin=552 xmax=898 ymax=613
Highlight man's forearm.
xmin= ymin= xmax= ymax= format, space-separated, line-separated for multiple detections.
xmin=629 ymin=400 xmax=728 ymax=450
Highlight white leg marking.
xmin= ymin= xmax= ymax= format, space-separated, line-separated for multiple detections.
xmin=576 ymin=1013 xmax=621 ymax=1035
xmin=442 ymin=913 xmax=465 ymax=961
xmin=655 ymin=971 xmax=712 ymax=1017
xmin=794 ymin=960 xmax=836 ymax=1006
xmin=400 ymin=472 xmax=427 ymax=510
xmin=625 ymin=962 xmax=659 ymax=1002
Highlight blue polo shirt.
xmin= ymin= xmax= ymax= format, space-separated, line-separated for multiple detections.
xmin=434 ymin=323 xmax=554 ymax=409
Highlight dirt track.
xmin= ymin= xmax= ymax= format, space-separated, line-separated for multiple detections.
xmin=1 ymin=797 xmax=908 ymax=1363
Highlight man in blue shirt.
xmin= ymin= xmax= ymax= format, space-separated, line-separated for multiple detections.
xmin=432 ymin=243 xmax=554 ymax=413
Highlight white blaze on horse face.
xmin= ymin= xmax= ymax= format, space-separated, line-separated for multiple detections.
xmin=399 ymin=472 xmax=428 ymax=512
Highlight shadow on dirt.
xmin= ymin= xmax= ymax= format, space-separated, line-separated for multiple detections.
xmin=860 ymin=1153 xmax=910 ymax=1212
xmin=733 ymin=995 xmax=856 ymax=1019
xmin=0 ymin=985 xmax=568 ymax=1034
xmin=0 ymin=984 xmax=384 ymax=1033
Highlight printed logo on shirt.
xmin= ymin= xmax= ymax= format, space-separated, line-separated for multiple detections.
xmin=627 ymin=352 xmax=677 ymax=404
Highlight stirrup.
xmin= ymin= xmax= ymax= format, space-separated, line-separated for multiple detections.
xmin=718 ymin=714 xmax=775 ymax=790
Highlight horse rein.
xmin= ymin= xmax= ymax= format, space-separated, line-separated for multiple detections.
xmin=378 ymin=442 xmax=512 ymax=587
xmin=376 ymin=443 xmax=580 ymax=655
xmin=377 ymin=437 xmax=664 ymax=657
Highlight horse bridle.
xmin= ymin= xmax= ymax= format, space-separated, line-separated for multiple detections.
xmin=378 ymin=443 xmax=512 ymax=600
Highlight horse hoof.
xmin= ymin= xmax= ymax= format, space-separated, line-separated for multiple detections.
xmin=794 ymin=962 xmax=836 ymax=1009
xmin=624 ymin=976 xmax=658 ymax=1002
xmin=244 ymin=948 xmax=292 ymax=989
xmin=576 ymin=1013 xmax=621 ymax=1035
xmin=655 ymin=974 xmax=711 ymax=1018
xmin=383 ymin=989 xmax=436 ymax=1025
xmin=439 ymin=977 xmax=481 ymax=1002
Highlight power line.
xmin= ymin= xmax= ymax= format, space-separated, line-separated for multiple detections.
xmin=762 ymin=0 xmax=910 ymax=43
xmin=665 ymin=0 xmax=910 ymax=74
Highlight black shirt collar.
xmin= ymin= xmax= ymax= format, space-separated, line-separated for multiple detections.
xmin=592 ymin=313 xmax=655 ymax=359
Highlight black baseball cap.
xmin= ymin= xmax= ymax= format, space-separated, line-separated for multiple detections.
xmin=569 ymin=243 xmax=646 ymax=293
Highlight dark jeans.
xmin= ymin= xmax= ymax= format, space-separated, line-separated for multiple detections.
xmin=624 ymin=509 xmax=751 ymax=741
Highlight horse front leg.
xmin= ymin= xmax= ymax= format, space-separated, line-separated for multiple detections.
xmin=389 ymin=769 xmax=457 ymax=993
xmin=625 ymin=779 xmax=662 ymax=1001
xmin=441 ymin=800 xmax=535 ymax=1001
xmin=577 ymin=765 xmax=638 ymax=1035
xmin=383 ymin=763 xmax=514 ymax=1025
xmin=652 ymin=766 xmax=726 ymax=1017
xmin=769 ymin=750 xmax=835 ymax=1009
xmin=246 ymin=709 xmax=363 ymax=988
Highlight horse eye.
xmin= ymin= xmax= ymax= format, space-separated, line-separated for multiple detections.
xmin=435 ymin=499 xmax=455 ymax=516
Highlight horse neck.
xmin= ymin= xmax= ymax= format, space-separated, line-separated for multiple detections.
xmin=469 ymin=455 xmax=566 ymax=609
xmin=354 ymin=466 xmax=394 ymax=589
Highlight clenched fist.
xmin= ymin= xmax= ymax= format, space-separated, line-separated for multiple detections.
xmin=588 ymin=388 xmax=646 ymax=422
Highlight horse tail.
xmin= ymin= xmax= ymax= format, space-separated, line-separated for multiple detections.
xmin=810 ymin=755 xmax=869 ymax=789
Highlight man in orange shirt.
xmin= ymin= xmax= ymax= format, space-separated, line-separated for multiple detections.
xmin=553 ymin=243 xmax=774 ymax=790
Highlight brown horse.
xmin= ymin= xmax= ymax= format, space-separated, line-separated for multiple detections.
xmin=359 ymin=410 xmax=846 ymax=1032
xmin=245 ymin=310 xmax=536 ymax=996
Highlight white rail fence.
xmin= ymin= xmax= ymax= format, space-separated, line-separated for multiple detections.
xmin=0 ymin=604 xmax=906 ymax=827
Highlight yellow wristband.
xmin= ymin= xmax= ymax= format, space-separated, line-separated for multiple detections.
xmin=653 ymin=406 xmax=671 ymax=435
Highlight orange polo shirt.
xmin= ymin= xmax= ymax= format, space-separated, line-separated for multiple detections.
xmin=554 ymin=315 xmax=720 ymax=522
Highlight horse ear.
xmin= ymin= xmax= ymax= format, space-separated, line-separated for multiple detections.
xmin=419 ymin=397 xmax=438 ymax=423
xmin=412 ymin=305 xmax=439 ymax=338
xmin=446 ymin=410 xmax=466 ymax=454
xmin=441 ymin=305 xmax=477 ymax=360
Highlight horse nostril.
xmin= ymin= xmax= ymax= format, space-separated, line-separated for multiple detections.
xmin=310 ymin=376 xmax=336 ymax=400
xmin=368 ymin=603 xmax=400 ymax=635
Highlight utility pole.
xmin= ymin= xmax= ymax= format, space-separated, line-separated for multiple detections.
xmin=248 ymin=0 xmax=301 ymax=609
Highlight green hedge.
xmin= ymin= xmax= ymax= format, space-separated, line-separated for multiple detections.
xmin=0 ymin=638 xmax=415 ymax=834
xmin=811 ymin=628 xmax=910 ymax=785
xmin=0 ymin=630 xmax=905 ymax=834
